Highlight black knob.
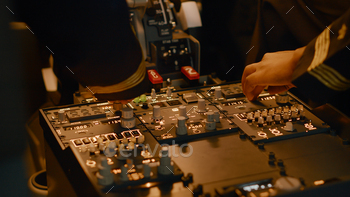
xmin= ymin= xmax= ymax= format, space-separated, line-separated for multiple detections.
xmin=258 ymin=142 xmax=265 ymax=150
xmin=142 ymin=103 xmax=149 ymax=109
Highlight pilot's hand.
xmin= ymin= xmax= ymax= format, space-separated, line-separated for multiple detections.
xmin=241 ymin=47 xmax=306 ymax=101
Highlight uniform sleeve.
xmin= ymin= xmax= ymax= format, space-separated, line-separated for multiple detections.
xmin=292 ymin=7 xmax=350 ymax=104
xmin=18 ymin=0 xmax=148 ymax=101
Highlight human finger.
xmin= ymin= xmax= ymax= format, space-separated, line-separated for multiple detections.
xmin=241 ymin=63 xmax=258 ymax=92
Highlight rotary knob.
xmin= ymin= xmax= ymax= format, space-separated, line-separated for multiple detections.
xmin=214 ymin=88 xmax=222 ymax=99
xmin=179 ymin=105 xmax=188 ymax=118
xmin=153 ymin=105 xmax=162 ymax=119
xmin=197 ymin=99 xmax=207 ymax=112
xmin=176 ymin=116 xmax=187 ymax=135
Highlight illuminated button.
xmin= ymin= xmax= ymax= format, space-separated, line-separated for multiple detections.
xmin=132 ymin=130 xmax=140 ymax=136
xmin=90 ymin=137 xmax=97 ymax=143
xmin=97 ymin=137 xmax=103 ymax=144
xmin=107 ymin=135 xmax=116 ymax=140
xmin=82 ymin=138 xmax=91 ymax=144
xmin=116 ymin=133 xmax=124 ymax=139
xmin=74 ymin=139 xmax=83 ymax=146
xmin=101 ymin=136 xmax=107 ymax=141
xmin=124 ymin=132 xmax=132 ymax=138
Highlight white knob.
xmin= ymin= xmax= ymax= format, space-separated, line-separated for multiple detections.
xmin=121 ymin=117 xmax=135 ymax=128
xmin=214 ymin=88 xmax=222 ymax=99
xmin=197 ymin=99 xmax=206 ymax=112
xmin=269 ymin=109 xmax=275 ymax=116
xmin=214 ymin=111 xmax=220 ymax=123
xmin=122 ymin=108 xmax=133 ymax=119
xmin=58 ymin=110 xmax=65 ymax=122
xmin=207 ymin=112 xmax=214 ymax=122
xmin=151 ymin=88 xmax=157 ymax=99
xmin=153 ymin=105 xmax=162 ymax=119
xmin=179 ymin=105 xmax=188 ymax=118
xmin=284 ymin=122 xmax=294 ymax=131
xmin=176 ymin=116 xmax=187 ymax=135
xmin=205 ymin=121 xmax=216 ymax=130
